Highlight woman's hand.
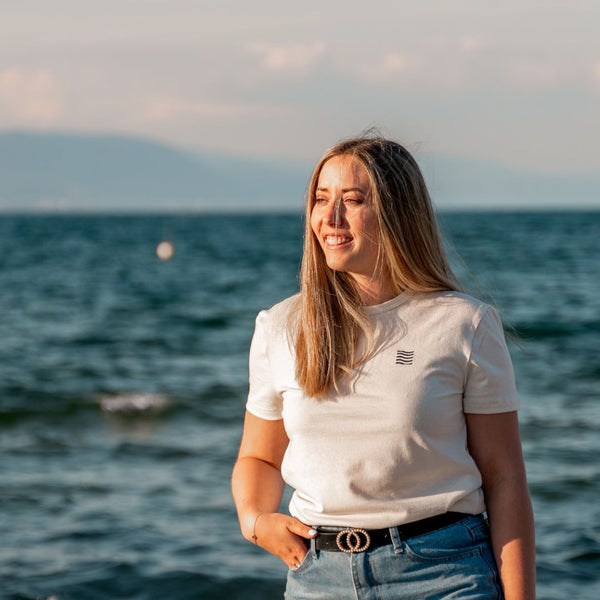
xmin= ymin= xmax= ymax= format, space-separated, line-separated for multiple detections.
xmin=252 ymin=512 xmax=317 ymax=569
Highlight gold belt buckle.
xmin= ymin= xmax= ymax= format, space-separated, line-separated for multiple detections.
xmin=335 ymin=528 xmax=371 ymax=553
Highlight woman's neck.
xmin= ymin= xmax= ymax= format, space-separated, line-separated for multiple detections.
xmin=352 ymin=275 xmax=398 ymax=306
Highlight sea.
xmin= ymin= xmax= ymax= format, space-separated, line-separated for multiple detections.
xmin=1 ymin=212 xmax=599 ymax=600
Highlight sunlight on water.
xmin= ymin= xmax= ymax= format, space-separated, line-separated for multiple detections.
xmin=99 ymin=393 xmax=169 ymax=414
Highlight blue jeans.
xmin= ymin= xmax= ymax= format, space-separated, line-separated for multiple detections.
xmin=285 ymin=514 xmax=504 ymax=600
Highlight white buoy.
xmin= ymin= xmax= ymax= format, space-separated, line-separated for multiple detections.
xmin=156 ymin=240 xmax=175 ymax=261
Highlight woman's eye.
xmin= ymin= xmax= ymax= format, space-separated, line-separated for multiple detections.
xmin=315 ymin=197 xmax=327 ymax=204
xmin=344 ymin=197 xmax=363 ymax=204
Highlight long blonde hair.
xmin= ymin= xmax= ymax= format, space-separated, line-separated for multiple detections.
xmin=294 ymin=135 xmax=461 ymax=398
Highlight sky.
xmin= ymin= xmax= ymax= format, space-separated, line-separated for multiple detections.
xmin=1 ymin=0 xmax=599 ymax=176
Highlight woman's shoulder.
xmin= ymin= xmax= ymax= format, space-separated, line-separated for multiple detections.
xmin=255 ymin=292 xmax=301 ymax=331
xmin=427 ymin=290 xmax=488 ymax=308
xmin=407 ymin=290 xmax=495 ymax=324
xmin=402 ymin=291 xmax=507 ymax=349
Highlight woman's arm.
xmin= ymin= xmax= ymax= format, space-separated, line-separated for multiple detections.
xmin=231 ymin=411 xmax=316 ymax=567
xmin=466 ymin=411 xmax=536 ymax=600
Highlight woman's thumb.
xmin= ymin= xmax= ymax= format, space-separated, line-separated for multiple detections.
xmin=288 ymin=519 xmax=318 ymax=539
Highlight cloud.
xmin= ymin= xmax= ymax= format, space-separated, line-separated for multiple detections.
xmin=507 ymin=60 xmax=560 ymax=89
xmin=247 ymin=42 xmax=325 ymax=73
xmin=348 ymin=36 xmax=490 ymax=87
xmin=458 ymin=35 xmax=488 ymax=53
xmin=140 ymin=95 xmax=290 ymax=123
xmin=143 ymin=97 xmax=243 ymax=120
xmin=343 ymin=39 xmax=576 ymax=95
xmin=381 ymin=52 xmax=411 ymax=72
xmin=0 ymin=67 xmax=63 ymax=125
xmin=347 ymin=51 xmax=418 ymax=84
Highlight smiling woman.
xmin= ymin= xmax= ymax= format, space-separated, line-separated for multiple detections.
xmin=231 ymin=134 xmax=536 ymax=600
xmin=310 ymin=155 xmax=383 ymax=296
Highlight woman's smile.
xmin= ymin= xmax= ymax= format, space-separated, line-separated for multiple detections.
xmin=324 ymin=233 xmax=353 ymax=247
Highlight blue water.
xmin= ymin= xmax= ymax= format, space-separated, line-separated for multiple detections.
xmin=1 ymin=213 xmax=599 ymax=599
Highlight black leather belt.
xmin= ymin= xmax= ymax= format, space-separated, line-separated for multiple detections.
xmin=313 ymin=512 xmax=473 ymax=553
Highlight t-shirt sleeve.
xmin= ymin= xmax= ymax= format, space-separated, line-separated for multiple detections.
xmin=245 ymin=311 xmax=284 ymax=420
xmin=463 ymin=306 xmax=520 ymax=414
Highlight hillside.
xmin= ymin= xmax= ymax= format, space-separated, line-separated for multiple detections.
xmin=0 ymin=132 xmax=309 ymax=212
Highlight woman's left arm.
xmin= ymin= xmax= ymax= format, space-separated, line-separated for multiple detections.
xmin=466 ymin=411 xmax=536 ymax=600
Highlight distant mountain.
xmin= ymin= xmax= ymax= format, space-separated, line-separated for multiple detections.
xmin=0 ymin=131 xmax=310 ymax=212
xmin=0 ymin=131 xmax=598 ymax=211
xmin=418 ymin=154 xmax=600 ymax=210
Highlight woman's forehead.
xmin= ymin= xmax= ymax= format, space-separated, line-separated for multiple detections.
xmin=317 ymin=155 xmax=369 ymax=190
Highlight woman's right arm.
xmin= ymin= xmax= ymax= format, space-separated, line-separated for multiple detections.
xmin=231 ymin=411 xmax=316 ymax=568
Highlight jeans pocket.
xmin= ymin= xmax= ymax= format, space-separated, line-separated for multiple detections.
xmin=289 ymin=547 xmax=314 ymax=575
xmin=402 ymin=521 xmax=483 ymax=562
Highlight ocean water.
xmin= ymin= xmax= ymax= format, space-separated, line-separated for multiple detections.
xmin=0 ymin=212 xmax=598 ymax=600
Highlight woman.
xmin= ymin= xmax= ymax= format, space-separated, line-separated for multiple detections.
xmin=232 ymin=136 xmax=535 ymax=599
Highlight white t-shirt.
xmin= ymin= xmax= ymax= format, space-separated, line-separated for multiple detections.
xmin=246 ymin=291 xmax=520 ymax=529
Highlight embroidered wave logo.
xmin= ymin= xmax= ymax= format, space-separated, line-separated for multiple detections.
xmin=395 ymin=350 xmax=414 ymax=365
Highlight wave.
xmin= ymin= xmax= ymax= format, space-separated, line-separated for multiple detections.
xmin=514 ymin=319 xmax=600 ymax=339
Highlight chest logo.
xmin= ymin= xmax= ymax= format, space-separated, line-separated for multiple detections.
xmin=395 ymin=350 xmax=414 ymax=365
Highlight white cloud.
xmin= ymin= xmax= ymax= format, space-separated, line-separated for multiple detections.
xmin=140 ymin=95 xmax=290 ymax=123
xmin=248 ymin=42 xmax=325 ymax=73
xmin=347 ymin=42 xmax=573 ymax=94
xmin=0 ymin=67 xmax=63 ymax=125
xmin=348 ymin=51 xmax=419 ymax=84
xmin=143 ymin=97 xmax=243 ymax=120
xmin=381 ymin=52 xmax=411 ymax=72
xmin=458 ymin=35 xmax=488 ymax=53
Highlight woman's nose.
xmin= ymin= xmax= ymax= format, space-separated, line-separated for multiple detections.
xmin=324 ymin=198 xmax=345 ymax=226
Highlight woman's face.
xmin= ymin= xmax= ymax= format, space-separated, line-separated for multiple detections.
xmin=310 ymin=154 xmax=384 ymax=293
